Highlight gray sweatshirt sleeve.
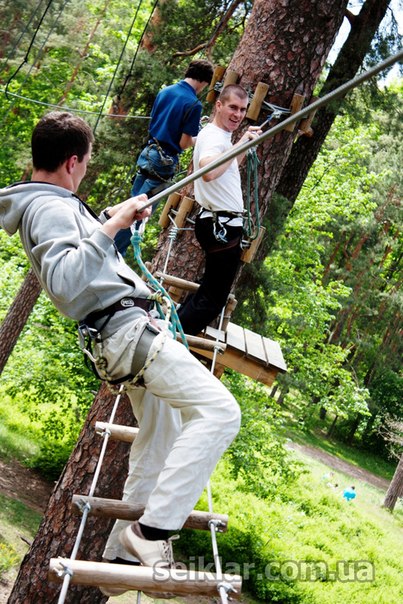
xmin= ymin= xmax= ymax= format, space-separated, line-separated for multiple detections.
xmin=28 ymin=198 xmax=114 ymax=304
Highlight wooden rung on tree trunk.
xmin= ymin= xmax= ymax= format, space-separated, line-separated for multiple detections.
xmin=94 ymin=422 xmax=139 ymax=443
xmin=49 ymin=559 xmax=242 ymax=598
xmin=206 ymin=65 xmax=226 ymax=103
xmin=223 ymin=69 xmax=239 ymax=87
xmin=298 ymin=96 xmax=318 ymax=137
xmin=173 ymin=195 xmax=194 ymax=228
xmin=246 ymin=82 xmax=269 ymax=121
xmin=155 ymin=271 xmax=200 ymax=293
xmin=158 ymin=192 xmax=182 ymax=229
xmin=71 ymin=495 xmax=229 ymax=532
xmin=241 ymin=226 xmax=266 ymax=263
xmin=284 ymin=93 xmax=305 ymax=132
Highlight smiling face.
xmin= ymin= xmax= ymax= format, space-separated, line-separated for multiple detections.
xmin=214 ymin=92 xmax=248 ymax=132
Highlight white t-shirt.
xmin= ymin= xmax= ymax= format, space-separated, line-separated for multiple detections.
xmin=193 ymin=123 xmax=243 ymax=215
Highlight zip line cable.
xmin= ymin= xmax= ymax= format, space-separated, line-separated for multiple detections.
xmin=4 ymin=0 xmax=55 ymax=97
xmin=0 ymin=0 xmax=48 ymax=74
xmin=1 ymin=0 xmax=71 ymax=128
xmin=0 ymin=88 xmax=152 ymax=119
xmin=93 ymin=0 xmax=146 ymax=133
xmin=118 ymin=0 xmax=160 ymax=99
xmin=136 ymin=48 xmax=403 ymax=214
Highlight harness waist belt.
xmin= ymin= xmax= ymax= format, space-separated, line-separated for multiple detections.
xmin=199 ymin=209 xmax=244 ymax=219
xmin=85 ymin=297 xmax=152 ymax=325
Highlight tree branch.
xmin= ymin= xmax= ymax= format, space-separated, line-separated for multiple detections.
xmin=172 ymin=0 xmax=244 ymax=59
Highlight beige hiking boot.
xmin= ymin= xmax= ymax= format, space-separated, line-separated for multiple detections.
xmin=119 ymin=521 xmax=178 ymax=568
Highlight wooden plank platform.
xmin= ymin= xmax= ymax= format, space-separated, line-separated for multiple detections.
xmin=190 ymin=321 xmax=287 ymax=387
xmin=71 ymin=495 xmax=228 ymax=532
xmin=49 ymin=559 xmax=242 ymax=598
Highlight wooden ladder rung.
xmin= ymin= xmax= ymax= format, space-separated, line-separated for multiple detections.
xmin=95 ymin=422 xmax=139 ymax=443
xmin=184 ymin=333 xmax=227 ymax=353
xmin=49 ymin=559 xmax=242 ymax=598
xmin=155 ymin=271 xmax=200 ymax=292
xmin=71 ymin=495 xmax=228 ymax=532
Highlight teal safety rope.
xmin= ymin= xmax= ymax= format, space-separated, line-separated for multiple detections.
xmin=244 ymin=148 xmax=261 ymax=240
xmin=130 ymin=230 xmax=188 ymax=348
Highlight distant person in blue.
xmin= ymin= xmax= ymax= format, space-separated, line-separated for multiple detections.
xmin=343 ymin=485 xmax=356 ymax=501
xmin=115 ymin=59 xmax=214 ymax=255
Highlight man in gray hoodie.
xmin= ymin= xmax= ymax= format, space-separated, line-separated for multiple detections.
xmin=0 ymin=112 xmax=240 ymax=586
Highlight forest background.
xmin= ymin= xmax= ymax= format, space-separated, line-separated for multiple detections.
xmin=0 ymin=1 xmax=402 ymax=603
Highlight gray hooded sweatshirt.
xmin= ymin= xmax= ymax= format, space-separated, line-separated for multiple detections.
xmin=0 ymin=181 xmax=151 ymax=325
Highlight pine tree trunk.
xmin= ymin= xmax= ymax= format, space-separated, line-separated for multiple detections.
xmin=383 ymin=453 xmax=403 ymax=511
xmin=0 ymin=268 xmax=41 ymax=375
xmin=274 ymin=0 xmax=390 ymax=210
xmin=153 ymin=0 xmax=348 ymax=289
xmin=8 ymin=384 xmax=135 ymax=603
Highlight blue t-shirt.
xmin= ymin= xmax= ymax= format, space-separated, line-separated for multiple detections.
xmin=149 ymin=80 xmax=202 ymax=156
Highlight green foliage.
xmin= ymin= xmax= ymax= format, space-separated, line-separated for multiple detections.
xmin=179 ymin=455 xmax=403 ymax=604
xmin=223 ymin=371 xmax=302 ymax=499
xmin=0 ymin=231 xmax=99 ymax=478
xmin=0 ymin=541 xmax=19 ymax=575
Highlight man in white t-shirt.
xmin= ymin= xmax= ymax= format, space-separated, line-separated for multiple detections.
xmin=178 ymin=84 xmax=261 ymax=335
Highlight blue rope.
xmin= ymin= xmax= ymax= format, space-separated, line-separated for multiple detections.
xmin=130 ymin=230 xmax=188 ymax=348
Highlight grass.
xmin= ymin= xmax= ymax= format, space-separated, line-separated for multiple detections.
xmin=280 ymin=403 xmax=396 ymax=481
xmin=0 ymin=394 xmax=41 ymax=463
xmin=0 ymin=494 xmax=42 ymax=578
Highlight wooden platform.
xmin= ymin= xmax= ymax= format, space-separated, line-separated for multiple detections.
xmin=190 ymin=322 xmax=287 ymax=386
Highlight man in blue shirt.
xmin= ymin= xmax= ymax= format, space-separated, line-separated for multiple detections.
xmin=115 ymin=59 xmax=213 ymax=255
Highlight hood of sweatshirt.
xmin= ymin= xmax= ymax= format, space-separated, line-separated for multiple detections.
xmin=0 ymin=181 xmax=81 ymax=235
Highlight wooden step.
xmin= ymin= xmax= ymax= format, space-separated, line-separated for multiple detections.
xmin=181 ymin=333 xmax=226 ymax=353
xmin=155 ymin=271 xmax=199 ymax=293
xmin=49 ymin=559 xmax=242 ymax=598
xmin=71 ymin=495 xmax=228 ymax=532
xmin=95 ymin=422 xmax=139 ymax=443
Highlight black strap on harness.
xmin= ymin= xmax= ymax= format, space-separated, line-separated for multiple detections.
xmin=85 ymin=296 xmax=152 ymax=330
xmin=78 ymin=296 xmax=157 ymax=386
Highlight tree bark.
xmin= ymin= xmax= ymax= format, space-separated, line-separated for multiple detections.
xmin=8 ymin=384 xmax=135 ymax=603
xmin=274 ymin=0 xmax=390 ymax=209
xmin=0 ymin=268 xmax=41 ymax=375
xmin=383 ymin=453 xmax=403 ymax=511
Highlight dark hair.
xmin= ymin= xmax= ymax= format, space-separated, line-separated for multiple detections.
xmin=185 ymin=59 xmax=214 ymax=84
xmin=31 ymin=111 xmax=94 ymax=172
xmin=218 ymin=84 xmax=248 ymax=104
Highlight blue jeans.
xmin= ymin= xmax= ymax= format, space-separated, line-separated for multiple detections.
xmin=115 ymin=144 xmax=178 ymax=256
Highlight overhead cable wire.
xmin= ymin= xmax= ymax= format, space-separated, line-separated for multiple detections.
xmin=1 ymin=0 xmax=71 ymax=128
xmin=0 ymin=87 xmax=151 ymax=119
xmin=4 ymin=0 xmax=55 ymax=97
xmin=118 ymin=0 xmax=160 ymax=99
xmin=93 ymin=0 xmax=146 ymax=133
xmin=0 ymin=0 xmax=47 ymax=74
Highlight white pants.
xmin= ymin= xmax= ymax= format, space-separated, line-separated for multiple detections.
xmin=103 ymin=332 xmax=240 ymax=561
